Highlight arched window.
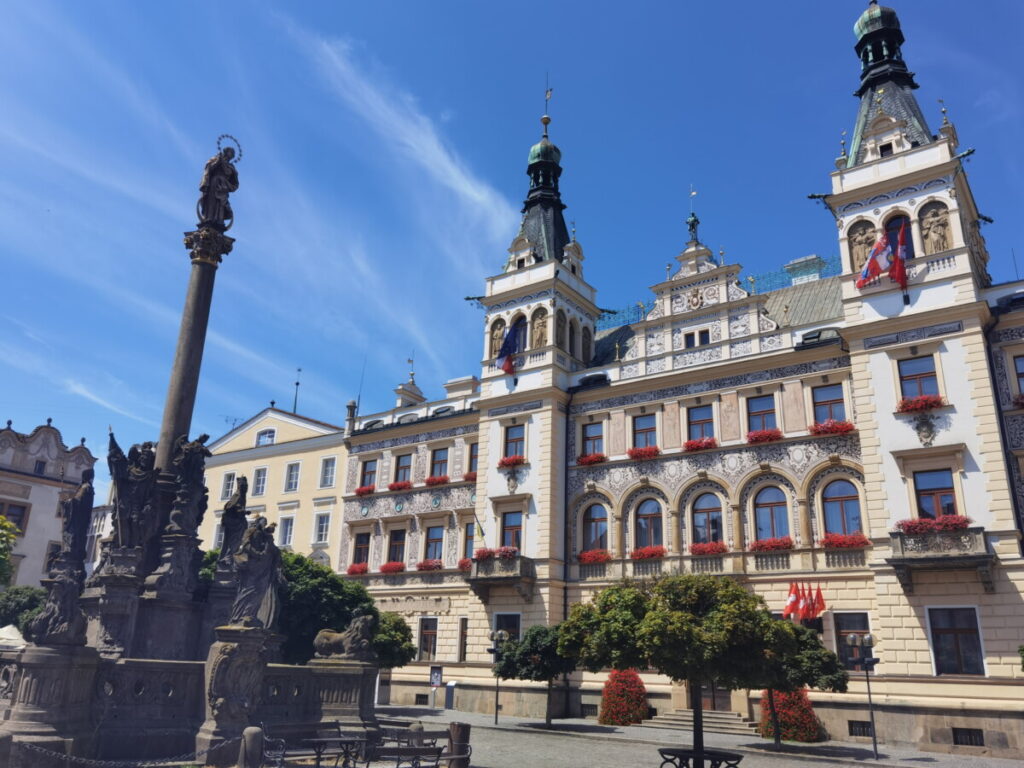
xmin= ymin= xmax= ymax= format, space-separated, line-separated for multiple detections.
xmin=569 ymin=320 xmax=578 ymax=359
xmin=510 ymin=315 xmax=527 ymax=351
xmin=581 ymin=327 xmax=592 ymax=365
xmin=754 ymin=487 xmax=788 ymax=541
xmin=489 ymin=318 xmax=506 ymax=359
xmin=692 ymin=493 xmax=723 ymax=544
xmin=635 ymin=499 xmax=663 ymax=549
xmin=884 ymin=213 xmax=915 ymax=261
xmin=823 ymin=479 xmax=862 ymax=535
xmin=582 ymin=504 xmax=608 ymax=551
xmin=255 ymin=429 xmax=276 ymax=447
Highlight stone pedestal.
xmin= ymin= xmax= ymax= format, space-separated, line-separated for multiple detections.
xmin=196 ymin=624 xmax=268 ymax=767
xmin=198 ymin=579 xmax=236 ymax=659
xmin=133 ymin=532 xmax=203 ymax=660
xmin=308 ymin=657 xmax=379 ymax=731
xmin=81 ymin=546 xmax=142 ymax=659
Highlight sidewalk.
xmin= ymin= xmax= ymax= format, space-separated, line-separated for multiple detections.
xmin=377 ymin=705 xmax=1022 ymax=768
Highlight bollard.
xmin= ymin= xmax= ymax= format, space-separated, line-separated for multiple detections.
xmin=447 ymin=722 xmax=471 ymax=768
xmin=408 ymin=720 xmax=424 ymax=746
xmin=237 ymin=727 xmax=264 ymax=768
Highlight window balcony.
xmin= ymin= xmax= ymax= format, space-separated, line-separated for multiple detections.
xmin=886 ymin=526 xmax=995 ymax=593
xmin=468 ymin=555 xmax=536 ymax=602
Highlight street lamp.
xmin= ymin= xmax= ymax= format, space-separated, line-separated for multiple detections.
xmin=486 ymin=630 xmax=510 ymax=725
xmin=846 ymin=633 xmax=880 ymax=760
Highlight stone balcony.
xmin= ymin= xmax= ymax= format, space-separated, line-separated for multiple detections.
xmin=885 ymin=527 xmax=996 ymax=593
xmin=468 ymin=556 xmax=536 ymax=602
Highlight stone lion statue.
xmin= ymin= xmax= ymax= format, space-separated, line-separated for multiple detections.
xmin=314 ymin=615 xmax=377 ymax=661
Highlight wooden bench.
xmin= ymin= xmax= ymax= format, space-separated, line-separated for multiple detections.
xmin=657 ymin=747 xmax=743 ymax=768
xmin=360 ymin=744 xmax=444 ymax=768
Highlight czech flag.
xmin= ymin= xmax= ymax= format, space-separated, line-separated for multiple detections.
xmin=855 ymin=231 xmax=892 ymax=289
xmin=496 ymin=318 xmax=525 ymax=377
xmin=889 ymin=219 xmax=908 ymax=290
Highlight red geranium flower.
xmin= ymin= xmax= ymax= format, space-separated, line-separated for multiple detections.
xmin=747 ymin=428 xmax=783 ymax=444
xmin=808 ymin=419 xmax=856 ymax=436
xmin=355 ymin=485 xmax=375 ymax=497
xmin=387 ymin=480 xmax=412 ymax=492
xmin=425 ymin=475 xmax=449 ymax=486
xmin=627 ymin=446 xmax=661 ymax=461
xmin=630 ymin=545 xmax=666 ymax=560
xmin=748 ymin=536 xmax=793 ymax=552
xmin=896 ymin=394 xmax=945 ymax=413
xmin=689 ymin=540 xmax=727 ymax=556
xmin=683 ymin=437 xmax=717 ymax=452
xmin=577 ymin=453 xmax=607 ymax=466
xmin=346 ymin=562 xmax=368 ymax=575
xmin=497 ymin=455 xmax=525 ymax=469
xmin=379 ymin=561 xmax=406 ymax=574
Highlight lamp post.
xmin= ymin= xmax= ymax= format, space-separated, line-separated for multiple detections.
xmin=846 ymin=633 xmax=880 ymax=760
xmin=486 ymin=630 xmax=509 ymax=725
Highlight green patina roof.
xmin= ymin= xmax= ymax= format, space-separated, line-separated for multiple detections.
xmin=854 ymin=2 xmax=900 ymax=40
xmin=528 ymin=137 xmax=561 ymax=165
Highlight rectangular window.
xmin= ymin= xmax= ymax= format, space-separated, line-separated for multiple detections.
xmin=255 ymin=429 xmax=276 ymax=447
xmin=747 ymin=395 xmax=777 ymax=431
xmin=504 ymin=425 xmax=525 ymax=458
xmin=632 ymin=414 xmax=657 ymax=448
xmin=494 ymin=613 xmax=521 ymax=642
xmin=33 ymin=460 xmax=46 ymax=475
xmin=812 ymin=384 xmax=846 ymax=423
xmin=319 ymin=457 xmax=336 ymax=488
xmin=284 ymin=463 xmax=300 ymax=492
xmin=221 ymin=472 xmax=236 ymax=501
xmin=458 ymin=617 xmax=469 ymax=663
xmin=1 ymin=502 xmax=28 ymax=533
xmin=418 ymin=618 xmax=438 ymax=662
xmin=360 ymin=459 xmax=377 ymax=488
xmin=501 ymin=511 xmax=522 ymax=549
xmin=430 ymin=448 xmax=449 ymax=477
xmin=1015 ymin=355 xmax=1024 ymax=395
xmin=314 ymin=513 xmax=331 ymax=544
xmin=898 ymin=356 xmax=939 ymax=398
xmin=929 ymin=608 xmax=984 ymax=675
xmin=394 ymin=454 xmax=412 ymax=483
xmin=684 ymin=332 xmax=696 ymax=349
xmin=279 ymin=517 xmax=294 ymax=547
xmin=388 ymin=529 xmax=406 ymax=563
xmin=464 ymin=522 xmax=475 ymax=559
xmin=214 ymin=523 xmax=225 ymax=549
xmin=353 ymin=532 xmax=370 ymax=564
xmin=687 ymin=405 xmax=714 ymax=441
xmin=879 ymin=142 xmax=894 ymax=158
xmin=467 ymin=443 xmax=479 ymax=474
xmin=425 ymin=525 xmax=444 ymax=560
xmin=582 ymin=422 xmax=604 ymax=455
xmin=252 ymin=467 xmax=267 ymax=496
xmin=698 ymin=329 xmax=710 ymax=346
xmin=834 ymin=613 xmax=870 ymax=671
xmin=913 ymin=469 xmax=957 ymax=518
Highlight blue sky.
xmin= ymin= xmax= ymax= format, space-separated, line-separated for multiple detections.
xmin=2 ymin=1 xmax=1022 ymax=492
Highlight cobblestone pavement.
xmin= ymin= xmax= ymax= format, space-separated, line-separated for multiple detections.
xmin=377 ymin=706 xmax=1023 ymax=768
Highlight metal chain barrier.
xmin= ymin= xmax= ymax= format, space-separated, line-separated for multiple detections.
xmin=19 ymin=735 xmax=243 ymax=768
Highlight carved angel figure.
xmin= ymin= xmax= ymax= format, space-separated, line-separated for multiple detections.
xmin=167 ymin=433 xmax=211 ymax=535
xmin=108 ymin=433 xmax=158 ymax=549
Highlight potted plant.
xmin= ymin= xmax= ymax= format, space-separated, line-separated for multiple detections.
xmin=416 ymin=558 xmax=443 ymax=571
xmin=578 ymin=549 xmax=612 ymax=564
xmin=895 ymin=515 xmax=971 ymax=534
xmin=808 ymin=419 xmax=856 ymax=436
xmin=631 ymin=545 xmax=666 ymax=560
xmin=387 ymin=480 xmax=412 ymax=492
xmin=379 ymin=561 xmax=406 ymax=574
xmin=425 ymin=475 xmax=449 ymax=487
xmin=627 ymin=446 xmax=661 ymax=461
xmin=355 ymin=485 xmax=375 ymax=497
xmin=577 ymin=453 xmax=608 ymax=466
xmin=473 ymin=547 xmax=496 ymax=562
xmin=497 ymin=546 xmax=519 ymax=560
xmin=819 ymin=532 xmax=870 ymax=549
xmin=457 ymin=557 xmax=472 ymax=572
xmin=497 ymin=455 xmax=526 ymax=469
xmin=684 ymin=437 xmax=717 ymax=452
xmin=747 ymin=428 xmax=784 ymax=444
xmin=896 ymin=394 xmax=946 ymax=413
xmin=346 ymin=562 xmax=368 ymax=575
xmin=463 ymin=471 xmax=478 ymax=482
xmin=748 ymin=536 xmax=794 ymax=552
xmin=689 ymin=541 xmax=728 ymax=556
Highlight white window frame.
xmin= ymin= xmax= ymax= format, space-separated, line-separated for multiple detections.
xmin=214 ymin=521 xmax=225 ymax=549
xmin=319 ymin=456 xmax=337 ymax=489
xmin=313 ymin=512 xmax=331 ymax=545
xmin=255 ymin=428 xmax=276 ymax=447
xmin=283 ymin=462 xmax=301 ymax=493
xmin=924 ymin=605 xmax=987 ymax=677
xmin=221 ymin=472 xmax=236 ymax=501
xmin=252 ymin=466 xmax=268 ymax=497
xmin=418 ymin=615 xmax=440 ymax=662
xmin=278 ymin=516 xmax=295 ymax=548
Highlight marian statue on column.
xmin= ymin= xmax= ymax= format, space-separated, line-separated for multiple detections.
xmin=197 ymin=141 xmax=240 ymax=232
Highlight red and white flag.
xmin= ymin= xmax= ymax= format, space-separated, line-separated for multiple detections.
xmin=813 ymin=584 xmax=827 ymax=618
xmin=796 ymin=584 xmax=809 ymax=621
xmin=782 ymin=582 xmax=798 ymax=619
xmin=889 ymin=219 xmax=909 ymax=290
xmin=855 ymin=231 xmax=892 ymax=289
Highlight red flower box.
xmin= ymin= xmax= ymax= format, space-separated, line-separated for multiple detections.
xmin=416 ymin=558 xmax=443 ymax=571
xmin=355 ymin=485 xmax=375 ymax=497
xmin=820 ymin=532 xmax=870 ymax=549
xmin=748 ymin=536 xmax=794 ymax=552
xmin=578 ymin=549 xmax=612 ymax=564
xmin=457 ymin=557 xmax=472 ymax=572
xmin=809 ymin=419 xmax=856 ymax=436
xmin=684 ymin=437 xmax=718 ymax=452
xmin=462 ymin=471 xmax=477 ymax=482
xmin=747 ymin=428 xmax=783 ymax=444
xmin=379 ymin=561 xmax=406 ymax=573
xmin=425 ymin=475 xmax=449 ymax=487
xmin=896 ymin=394 xmax=946 ymax=413
xmin=627 ymin=446 xmax=661 ymax=461
xmin=689 ymin=540 xmax=727 ymax=556
xmin=577 ymin=453 xmax=608 ymax=466
xmin=1014 ymin=393 xmax=1024 ymax=409
xmin=497 ymin=455 xmax=525 ymax=469
xmin=631 ymin=545 xmax=666 ymax=560
xmin=346 ymin=562 xmax=368 ymax=575
xmin=387 ymin=480 xmax=412 ymax=492
xmin=896 ymin=515 xmax=971 ymax=534
xmin=497 ymin=546 xmax=519 ymax=560
xmin=473 ymin=547 xmax=495 ymax=562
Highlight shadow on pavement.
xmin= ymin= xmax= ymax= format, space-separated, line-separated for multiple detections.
xmin=377 ymin=706 xmax=444 ymax=719
xmin=518 ymin=723 xmax=619 ymax=734
xmin=738 ymin=741 xmax=936 ymax=763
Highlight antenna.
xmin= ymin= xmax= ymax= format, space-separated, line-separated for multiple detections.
xmin=355 ymin=354 xmax=368 ymax=415
xmin=689 ymin=184 xmax=697 ymax=213
xmin=293 ymin=367 xmax=302 ymax=414
xmin=1013 ymin=248 xmax=1020 ymax=282
xmin=407 ymin=352 xmax=416 ymax=384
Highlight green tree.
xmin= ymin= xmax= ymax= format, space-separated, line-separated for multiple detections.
xmin=754 ymin=622 xmax=848 ymax=749
xmin=372 ymin=612 xmax=416 ymax=670
xmin=0 ymin=585 xmax=46 ymax=636
xmin=0 ymin=517 xmax=20 ymax=587
xmin=557 ymin=580 xmax=650 ymax=671
xmin=494 ymin=624 xmax=576 ymax=727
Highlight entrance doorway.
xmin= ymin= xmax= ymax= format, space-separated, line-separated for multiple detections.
xmin=701 ymin=681 xmax=731 ymax=712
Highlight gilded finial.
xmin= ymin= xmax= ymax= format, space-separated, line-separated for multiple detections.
xmin=874 ymin=88 xmax=885 ymax=116
xmin=407 ymin=355 xmax=415 ymax=383
xmin=542 ymin=82 xmax=553 ymax=138
xmin=939 ymin=98 xmax=949 ymax=126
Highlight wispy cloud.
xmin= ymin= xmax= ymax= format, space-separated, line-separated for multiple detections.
xmin=64 ymin=379 xmax=157 ymax=426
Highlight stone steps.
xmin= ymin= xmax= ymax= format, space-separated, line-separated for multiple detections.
xmin=644 ymin=709 xmax=759 ymax=736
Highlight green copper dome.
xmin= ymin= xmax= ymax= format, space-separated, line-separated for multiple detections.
xmin=854 ymin=1 xmax=900 ymax=40
xmin=528 ymin=136 xmax=561 ymax=165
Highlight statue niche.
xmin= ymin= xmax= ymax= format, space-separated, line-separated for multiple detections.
xmin=919 ymin=201 xmax=951 ymax=255
xmin=531 ymin=308 xmax=548 ymax=349
xmin=847 ymin=220 xmax=876 ymax=272
xmin=555 ymin=310 xmax=567 ymax=350
xmin=489 ymin=319 xmax=505 ymax=359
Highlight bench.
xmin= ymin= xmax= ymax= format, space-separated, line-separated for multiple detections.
xmin=380 ymin=728 xmax=452 ymax=747
xmin=360 ymin=744 xmax=444 ymax=768
xmin=658 ymin=747 xmax=743 ymax=768
xmin=261 ymin=720 xmax=362 ymax=768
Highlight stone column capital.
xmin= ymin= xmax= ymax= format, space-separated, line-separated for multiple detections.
xmin=184 ymin=227 xmax=234 ymax=266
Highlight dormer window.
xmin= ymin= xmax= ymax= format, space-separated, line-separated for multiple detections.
xmin=255 ymin=429 xmax=276 ymax=447
xmin=879 ymin=142 xmax=894 ymax=157
xmin=570 ymin=264 xmax=576 ymax=274
xmin=517 ymin=258 xmax=525 ymax=269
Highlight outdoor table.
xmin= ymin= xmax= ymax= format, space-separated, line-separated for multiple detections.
xmin=305 ymin=735 xmax=370 ymax=768
xmin=657 ymin=747 xmax=743 ymax=768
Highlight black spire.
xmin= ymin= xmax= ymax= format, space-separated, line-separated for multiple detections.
xmin=516 ymin=115 xmax=570 ymax=264
xmin=846 ymin=2 xmax=933 ymax=167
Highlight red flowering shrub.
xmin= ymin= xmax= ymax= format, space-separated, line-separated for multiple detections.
xmin=896 ymin=394 xmax=945 ymax=413
xmin=631 ymin=545 xmax=666 ymax=560
xmin=689 ymin=540 xmax=728 ymax=556
xmin=497 ymin=546 xmax=519 ymax=560
xmin=462 ymin=471 xmax=477 ymax=482
xmin=747 ymin=428 xmax=784 ymax=444
xmin=684 ymin=437 xmax=718 ymax=452
xmin=599 ymin=669 xmax=649 ymax=726
xmin=425 ymin=475 xmax=449 ymax=487
xmin=1014 ymin=393 xmax=1024 ymax=409
xmin=355 ymin=485 xmax=375 ymax=497
xmin=627 ymin=446 xmax=661 ymax=461
xmin=387 ymin=480 xmax=412 ymax=492
xmin=809 ymin=419 xmax=856 ymax=436
xmin=416 ymin=558 xmax=443 ymax=571
xmin=820 ymin=532 xmax=870 ymax=549
xmin=497 ymin=454 xmax=525 ymax=469
xmin=457 ymin=557 xmax=472 ymax=572
xmin=379 ymin=561 xmax=405 ymax=574
xmin=577 ymin=453 xmax=608 ymax=466
xmin=578 ymin=549 xmax=612 ymax=564
xmin=473 ymin=547 xmax=496 ymax=562
xmin=346 ymin=562 xmax=368 ymax=575
xmin=758 ymin=689 xmax=824 ymax=742
xmin=897 ymin=515 xmax=971 ymax=534
xmin=748 ymin=536 xmax=794 ymax=552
